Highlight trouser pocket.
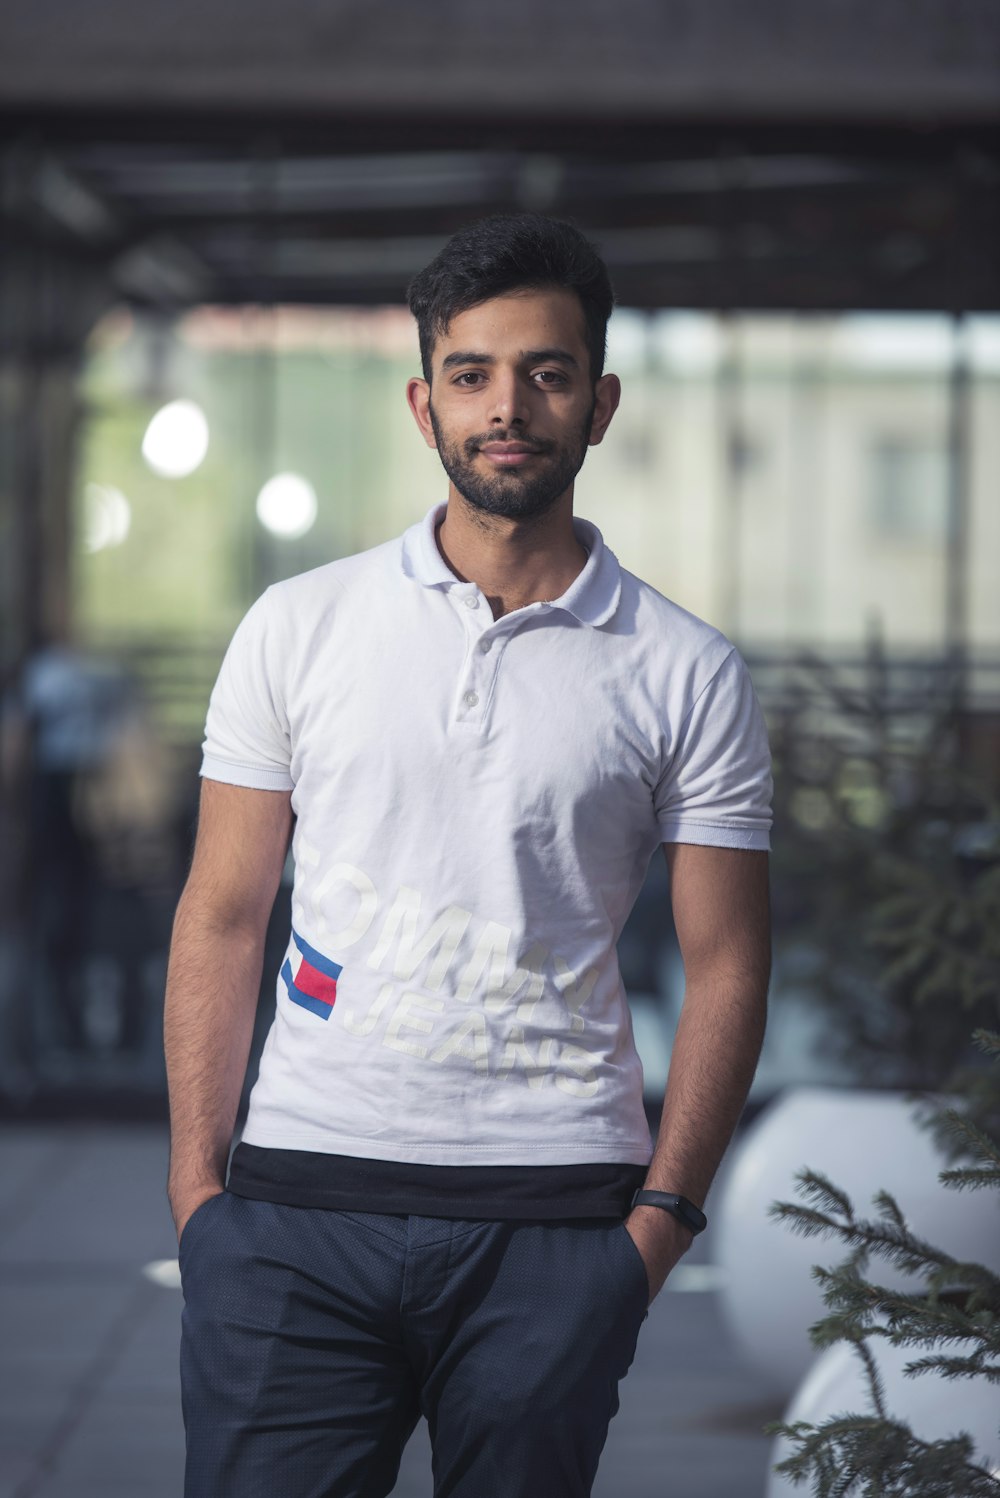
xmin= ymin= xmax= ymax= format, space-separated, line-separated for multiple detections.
xmin=178 ymin=1190 xmax=227 ymax=1260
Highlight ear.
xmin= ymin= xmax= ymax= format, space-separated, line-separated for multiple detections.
xmin=407 ymin=377 xmax=438 ymax=449
xmin=587 ymin=373 xmax=622 ymax=447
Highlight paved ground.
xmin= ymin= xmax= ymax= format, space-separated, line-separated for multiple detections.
xmin=0 ymin=1125 xmax=786 ymax=1498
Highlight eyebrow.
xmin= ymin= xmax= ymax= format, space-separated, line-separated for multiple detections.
xmin=439 ymin=347 xmax=580 ymax=371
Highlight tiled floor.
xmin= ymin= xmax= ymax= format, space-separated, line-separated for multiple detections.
xmin=0 ymin=1126 xmax=783 ymax=1498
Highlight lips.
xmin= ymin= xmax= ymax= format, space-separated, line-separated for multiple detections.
xmin=478 ymin=443 xmax=543 ymax=466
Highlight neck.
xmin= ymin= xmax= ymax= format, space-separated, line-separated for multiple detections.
xmin=436 ymin=489 xmax=588 ymax=620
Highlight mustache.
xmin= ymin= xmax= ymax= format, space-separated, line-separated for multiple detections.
xmin=466 ymin=432 xmax=552 ymax=455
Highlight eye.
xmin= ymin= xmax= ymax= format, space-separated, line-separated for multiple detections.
xmin=533 ymin=369 xmax=568 ymax=386
xmin=452 ymin=371 xmax=485 ymax=387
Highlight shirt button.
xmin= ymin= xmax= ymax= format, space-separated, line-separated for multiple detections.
xmin=479 ymin=638 xmax=493 ymax=654
xmin=464 ymin=595 xmax=479 ymax=610
xmin=463 ymin=690 xmax=479 ymax=709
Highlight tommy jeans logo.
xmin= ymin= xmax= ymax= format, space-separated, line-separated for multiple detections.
xmin=291 ymin=843 xmax=603 ymax=1096
xmin=281 ymin=929 xmax=343 ymax=1020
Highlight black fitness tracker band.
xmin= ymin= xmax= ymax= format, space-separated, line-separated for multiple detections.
xmin=630 ymin=1189 xmax=708 ymax=1235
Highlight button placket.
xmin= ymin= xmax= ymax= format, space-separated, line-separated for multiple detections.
xmin=456 ymin=640 xmax=491 ymax=724
xmin=451 ymin=595 xmax=504 ymax=730
xmin=447 ymin=586 xmax=543 ymax=731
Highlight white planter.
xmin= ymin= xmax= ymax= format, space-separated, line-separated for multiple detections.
xmin=767 ymin=1338 xmax=1000 ymax=1495
xmin=714 ymin=1087 xmax=1000 ymax=1394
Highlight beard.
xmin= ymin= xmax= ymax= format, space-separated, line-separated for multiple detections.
xmin=428 ymin=400 xmax=595 ymax=522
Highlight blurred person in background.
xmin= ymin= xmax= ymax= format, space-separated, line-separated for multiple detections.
xmin=166 ymin=214 xmax=773 ymax=1498
xmin=2 ymin=638 xmax=175 ymax=1073
xmin=78 ymin=685 xmax=177 ymax=1060
xmin=2 ymin=637 xmax=124 ymax=1059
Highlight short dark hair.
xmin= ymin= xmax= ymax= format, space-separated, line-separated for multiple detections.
xmin=407 ymin=213 xmax=615 ymax=383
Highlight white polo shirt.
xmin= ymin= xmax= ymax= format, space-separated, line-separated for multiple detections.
xmin=201 ymin=503 xmax=772 ymax=1167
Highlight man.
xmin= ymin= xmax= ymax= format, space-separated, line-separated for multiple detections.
xmin=166 ymin=213 xmax=772 ymax=1498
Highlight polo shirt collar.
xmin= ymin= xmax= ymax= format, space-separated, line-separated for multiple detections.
xmin=401 ymin=503 xmax=622 ymax=629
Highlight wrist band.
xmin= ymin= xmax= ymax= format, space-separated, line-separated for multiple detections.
xmin=630 ymin=1189 xmax=707 ymax=1235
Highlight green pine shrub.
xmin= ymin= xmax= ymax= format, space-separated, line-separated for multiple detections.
xmin=767 ymin=1030 xmax=1000 ymax=1497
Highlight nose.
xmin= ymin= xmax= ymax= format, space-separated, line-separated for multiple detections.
xmin=487 ymin=368 xmax=530 ymax=428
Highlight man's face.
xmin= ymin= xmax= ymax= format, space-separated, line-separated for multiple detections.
xmin=407 ymin=287 xmax=620 ymax=521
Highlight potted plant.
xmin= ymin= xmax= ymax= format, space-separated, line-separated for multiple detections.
xmin=765 ymin=1029 xmax=1000 ymax=1496
xmin=712 ymin=641 xmax=1000 ymax=1392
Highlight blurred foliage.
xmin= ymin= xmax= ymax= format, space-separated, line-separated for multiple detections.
xmin=767 ymin=1029 xmax=1000 ymax=1496
xmin=769 ymin=639 xmax=1000 ymax=1088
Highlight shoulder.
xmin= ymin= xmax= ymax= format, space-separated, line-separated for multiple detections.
xmin=263 ymin=533 xmax=403 ymax=624
xmin=616 ymin=565 xmax=736 ymax=685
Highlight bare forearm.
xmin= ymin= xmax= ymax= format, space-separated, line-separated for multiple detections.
xmin=645 ymin=971 xmax=768 ymax=1206
xmin=163 ymin=891 xmax=266 ymax=1219
xmin=623 ymin=968 xmax=768 ymax=1299
xmin=623 ymin=844 xmax=770 ymax=1302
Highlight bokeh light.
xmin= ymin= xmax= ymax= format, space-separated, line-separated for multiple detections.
xmin=255 ymin=472 xmax=318 ymax=538
xmin=141 ymin=398 xmax=209 ymax=478
xmin=82 ymin=483 xmax=131 ymax=552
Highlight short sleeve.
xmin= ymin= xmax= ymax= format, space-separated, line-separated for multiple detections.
xmin=200 ymin=589 xmax=294 ymax=791
xmin=654 ymin=647 xmax=772 ymax=850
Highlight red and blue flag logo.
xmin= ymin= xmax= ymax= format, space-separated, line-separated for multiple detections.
xmin=281 ymin=929 xmax=342 ymax=1020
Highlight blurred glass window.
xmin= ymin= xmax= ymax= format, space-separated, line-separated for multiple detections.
xmin=867 ymin=436 xmax=948 ymax=543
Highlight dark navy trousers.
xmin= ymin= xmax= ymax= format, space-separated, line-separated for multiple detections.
xmin=179 ymin=1191 xmax=650 ymax=1498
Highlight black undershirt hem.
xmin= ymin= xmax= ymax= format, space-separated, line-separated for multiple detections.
xmin=228 ymin=1144 xmax=648 ymax=1221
